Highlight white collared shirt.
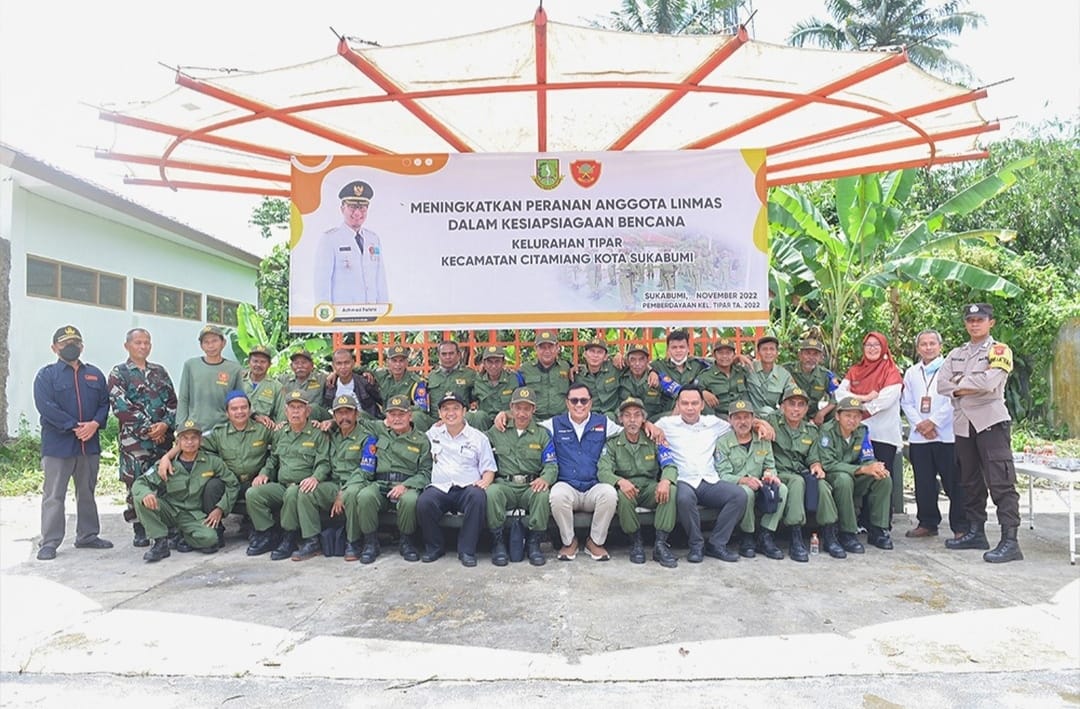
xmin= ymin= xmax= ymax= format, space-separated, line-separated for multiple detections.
xmin=655 ymin=414 xmax=731 ymax=488
xmin=900 ymin=359 xmax=955 ymax=444
xmin=426 ymin=423 xmax=497 ymax=492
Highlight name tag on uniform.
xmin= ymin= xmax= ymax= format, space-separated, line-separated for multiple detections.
xmin=202 ymin=471 xmax=214 ymax=477
xmin=253 ymin=440 xmax=265 ymax=447
xmin=302 ymin=441 xmax=315 ymax=448
xmin=338 ymin=246 xmax=353 ymax=252
xmin=348 ymin=445 xmax=361 ymax=451
xmin=920 ymin=396 xmax=932 ymax=414
xmin=407 ymin=445 xmax=420 ymax=453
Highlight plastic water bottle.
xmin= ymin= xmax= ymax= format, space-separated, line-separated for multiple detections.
xmin=809 ymin=533 xmax=820 ymax=555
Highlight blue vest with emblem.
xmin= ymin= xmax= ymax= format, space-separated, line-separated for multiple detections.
xmin=551 ymin=412 xmax=608 ymax=492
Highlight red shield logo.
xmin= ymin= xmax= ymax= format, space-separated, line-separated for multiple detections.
xmin=570 ymin=160 xmax=602 ymax=188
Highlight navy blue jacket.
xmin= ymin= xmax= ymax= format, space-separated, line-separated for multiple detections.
xmin=33 ymin=359 xmax=110 ymax=457
xmin=551 ymin=412 xmax=609 ymax=492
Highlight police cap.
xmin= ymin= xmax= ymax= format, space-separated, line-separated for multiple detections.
xmin=339 ymin=181 xmax=373 ymax=204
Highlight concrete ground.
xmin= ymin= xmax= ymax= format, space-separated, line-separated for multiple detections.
xmin=1 ymin=489 xmax=1077 ymax=707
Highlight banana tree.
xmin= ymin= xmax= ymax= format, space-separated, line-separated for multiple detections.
xmin=768 ymin=160 xmax=1032 ymax=357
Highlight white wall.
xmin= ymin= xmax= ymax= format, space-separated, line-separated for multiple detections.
xmin=6 ymin=185 xmax=257 ymax=435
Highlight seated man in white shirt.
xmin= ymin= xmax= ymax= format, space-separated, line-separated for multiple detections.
xmin=418 ymin=392 xmax=497 ymax=567
xmin=656 ymin=385 xmax=774 ymax=563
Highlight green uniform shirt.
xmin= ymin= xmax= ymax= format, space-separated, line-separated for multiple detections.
xmin=372 ymin=368 xmax=423 ymax=405
xmin=277 ymin=372 xmax=328 ymax=420
xmin=518 ymin=359 xmax=573 ymax=419
xmin=766 ymin=413 xmax=823 ymax=476
xmin=650 ymin=357 xmax=709 ymax=409
xmin=617 ymin=371 xmax=667 ymax=421
xmin=328 ymin=425 xmax=373 ymax=488
xmin=133 ymin=451 xmax=238 ymax=515
xmin=242 ymin=372 xmax=284 ymax=421
xmin=260 ymin=424 xmax=330 ymax=485
xmin=347 ymin=422 xmax=432 ymax=490
xmin=697 ymin=363 xmax=750 ymax=416
xmin=596 ymin=432 xmax=677 ymax=486
xmin=473 ymin=370 xmax=521 ymax=420
xmin=200 ymin=421 xmax=272 ymax=484
xmin=575 ymin=362 xmax=622 ymax=419
xmin=746 ymin=362 xmax=794 ymax=418
xmin=715 ymin=430 xmax=775 ymax=484
xmin=486 ymin=422 xmax=558 ymax=484
xmin=789 ymin=364 xmax=838 ymax=418
xmin=816 ymin=419 xmax=872 ymax=476
xmin=426 ymin=365 xmax=476 ymax=413
xmin=176 ymin=357 xmax=244 ymax=431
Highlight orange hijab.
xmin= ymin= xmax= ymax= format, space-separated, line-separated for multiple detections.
xmin=845 ymin=332 xmax=903 ymax=395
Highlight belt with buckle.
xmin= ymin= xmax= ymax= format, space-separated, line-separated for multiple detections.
xmin=509 ymin=474 xmax=536 ymax=485
xmin=376 ymin=472 xmax=407 ymax=483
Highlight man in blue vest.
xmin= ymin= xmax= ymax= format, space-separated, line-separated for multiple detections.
xmin=544 ymin=383 xmax=623 ymax=561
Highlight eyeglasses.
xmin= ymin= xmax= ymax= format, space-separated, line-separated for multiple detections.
xmin=864 ymin=341 xmax=882 ymax=349
xmin=567 ymin=397 xmax=591 ymax=405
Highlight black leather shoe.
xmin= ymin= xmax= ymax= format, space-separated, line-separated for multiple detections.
xmin=175 ymin=538 xmax=194 ymax=553
xmin=143 ymin=538 xmax=170 ymax=563
xmin=291 ymin=536 xmax=322 ymax=561
xmin=652 ymin=531 xmax=678 ymax=568
xmin=789 ymin=526 xmax=809 ymax=563
xmin=838 ymin=531 xmax=865 ymax=554
xmin=686 ymin=544 xmax=704 ymax=563
xmin=360 ymin=534 xmax=380 ymax=564
xmin=246 ymin=530 xmax=275 ymax=556
xmin=216 ymin=525 xmax=226 ymax=549
xmin=421 ymin=547 xmax=444 ymax=563
xmin=270 ymin=531 xmax=298 ymax=561
xmin=199 ymin=542 xmax=219 ymax=554
xmin=868 ymin=526 xmax=894 ymax=550
xmin=36 ymin=545 xmax=57 ymax=561
xmin=400 ymin=535 xmax=421 ymax=562
xmin=738 ymin=534 xmax=756 ymax=558
xmin=344 ymin=540 xmax=361 ymax=562
xmin=527 ymin=531 xmax=546 ymax=566
xmin=458 ymin=552 xmax=478 ymax=567
xmin=132 ymin=523 xmax=150 ymax=548
xmin=945 ymin=523 xmax=990 ymax=550
xmin=628 ymin=530 xmax=647 ymax=564
xmin=490 ymin=528 xmax=509 ymax=567
xmin=705 ymin=542 xmax=739 ymax=562
xmin=74 ymin=537 xmax=114 ymax=550
xmin=757 ymin=530 xmax=785 ymax=560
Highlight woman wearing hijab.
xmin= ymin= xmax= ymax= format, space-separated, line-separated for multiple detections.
xmin=834 ymin=332 xmax=904 ymax=516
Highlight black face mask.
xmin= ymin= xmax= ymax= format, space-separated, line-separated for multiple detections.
xmin=59 ymin=344 xmax=82 ymax=362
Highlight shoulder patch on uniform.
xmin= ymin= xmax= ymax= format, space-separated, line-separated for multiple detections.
xmin=988 ymin=343 xmax=1013 ymax=373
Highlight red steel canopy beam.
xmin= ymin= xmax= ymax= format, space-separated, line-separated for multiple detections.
xmin=123 ymin=177 xmax=290 ymax=197
xmin=684 ymin=51 xmax=910 ymax=150
xmin=174 ymin=72 xmax=392 ymax=155
xmin=766 ymin=151 xmax=989 ymax=187
xmin=95 ymin=150 xmax=289 ymax=182
xmin=534 ymin=6 xmax=549 ymax=152
xmin=99 ymin=111 xmax=291 ymax=161
xmin=608 ymin=25 xmax=749 ymax=151
xmin=337 ymin=39 xmax=474 ymax=152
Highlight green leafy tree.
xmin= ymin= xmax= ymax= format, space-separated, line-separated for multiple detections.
xmin=597 ymin=0 xmax=743 ymax=34
xmin=788 ymin=0 xmax=984 ymax=78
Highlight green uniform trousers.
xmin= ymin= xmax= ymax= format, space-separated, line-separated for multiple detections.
xmin=734 ymin=480 xmax=789 ymax=533
xmin=136 ymin=499 xmax=219 ymax=549
xmin=776 ymin=472 xmax=839 ymax=526
xmin=246 ymin=481 xmax=337 ymax=539
xmin=485 ymin=480 xmax=550 ymax=531
xmin=615 ymin=478 xmax=676 ymax=533
xmin=343 ymin=482 xmax=420 ymax=540
xmin=826 ymin=471 xmax=890 ymax=532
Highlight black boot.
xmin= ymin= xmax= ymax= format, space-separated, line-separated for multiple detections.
xmin=628 ymin=529 xmax=646 ymax=564
xmin=143 ymin=538 xmax=170 ymax=563
xmin=652 ymin=530 xmax=678 ymax=568
xmin=526 ymin=531 xmax=546 ymax=566
xmin=822 ymin=524 xmax=847 ymax=559
xmin=789 ymin=526 xmax=809 ymax=563
xmin=246 ymin=528 xmax=276 ymax=556
xmin=270 ymin=530 xmax=298 ymax=560
xmin=360 ymin=533 xmax=380 ymax=564
xmin=132 ymin=522 xmax=150 ymax=548
xmin=490 ymin=528 xmax=509 ymax=567
xmin=757 ymin=529 xmax=785 ymax=560
xmin=868 ymin=526 xmax=894 ymax=550
xmin=399 ymin=534 xmax=420 ymax=562
xmin=738 ymin=532 xmax=757 ymax=558
xmin=291 ymin=535 xmax=322 ymax=561
xmin=837 ymin=531 xmax=865 ymax=554
xmin=983 ymin=527 xmax=1023 ymax=563
xmin=344 ymin=539 xmax=361 ymax=562
xmin=945 ymin=522 xmax=990 ymax=550
xmin=216 ymin=524 xmax=226 ymax=550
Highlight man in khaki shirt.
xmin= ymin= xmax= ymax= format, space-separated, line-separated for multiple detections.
xmin=938 ymin=303 xmax=1022 ymax=563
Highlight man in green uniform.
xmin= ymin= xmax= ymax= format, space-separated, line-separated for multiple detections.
xmin=469 ymin=346 xmax=522 ymax=431
xmin=519 ymin=329 xmax=573 ymax=419
xmin=743 ymin=335 xmax=794 ymax=418
xmin=574 ymin=338 xmax=622 ymax=419
xmin=618 ymin=344 xmax=666 ymax=422
xmin=371 ymin=345 xmax=428 ymax=410
xmin=596 ymin=396 xmax=679 ymax=568
xmin=415 ymin=340 xmax=476 ymax=431
xmin=342 ymin=394 xmax=431 ymax=562
xmin=788 ymin=337 xmax=839 ymax=425
xmin=766 ymin=386 xmax=845 ymax=561
xmin=648 ymin=329 xmax=709 ymax=413
xmin=135 ymin=420 xmax=238 ymax=562
xmin=176 ymin=325 xmax=244 ymax=432
xmin=278 ymin=351 xmax=328 ymax=421
xmin=658 ymin=261 xmax=676 ymax=291
xmin=715 ymin=399 xmax=787 ymax=560
xmin=485 ymin=386 xmax=557 ymax=567
xmin=246 ymin=390 xmax=332 ymax=561
xmin=243 ymin=345 xmax=284 ymax=428
xmin=696 ymin=337 xmax=749 ymax=417
xmin=817 ymin=396 xmax=894 ymax=552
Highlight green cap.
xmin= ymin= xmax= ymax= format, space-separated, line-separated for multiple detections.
xmin=482 ymin=346 xmax=507 ymax=360
xmin=584 ymin=337 xmax=608 ymax=352
xmin=625 ymin=343 xmax=649 ymax=356
xmin=176 ymin=419 xmax=202 ymax=435
xmin=198 ymin=325 xmax=225 ymax=341
xmin=510 ymin=387 xmax=537 ymax=406
xmin=617 ymin=396 xmax=646 ymax=413
xmin=728 ymin=399 xmax=754 ymax=415
xmin=836 ymin=396 xmax=865 ymax=412
xmin=535 ymin=329 xmax=558 ymax=345
xmin=387 ymin=345 xmax=409 ymax=359
xmin=385 ymin=395 xmax=410 ymax=412
xmin=248 ymin=344 xmax=273 ymax=359
xmin=331 ymin=393 xmax=359 ymax=411
xmin=285 ymin=390 xmax=309 ymax=404
xmin=782 ymin=386 xmax=810 ymax=403
xmin=798 ymin=337 xmax=825 ymax=352
xmin=713 ymin=337 xmax=737 ymax=352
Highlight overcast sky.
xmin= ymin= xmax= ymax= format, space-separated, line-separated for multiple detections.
xmin=1 ymin=0 xmax=1076 ymax=256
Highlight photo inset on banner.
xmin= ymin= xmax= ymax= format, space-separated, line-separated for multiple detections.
xmin=314 ymin=180 xmax=389 ymax=307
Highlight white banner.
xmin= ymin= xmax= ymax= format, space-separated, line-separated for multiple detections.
xmin=289 ymin=150 xmax=768 ymax=332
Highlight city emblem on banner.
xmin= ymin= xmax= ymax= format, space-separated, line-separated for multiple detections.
xmin=570 ymin=159 xmax=602 ymax=188
xmin=531 ymin=158 xmax=564 ymax=190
